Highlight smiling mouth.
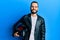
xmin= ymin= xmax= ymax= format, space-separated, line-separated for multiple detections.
xmin=32 ymin=10 xmax=36 ymax=12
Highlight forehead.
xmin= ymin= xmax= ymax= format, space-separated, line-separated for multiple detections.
xmin=31 ymin=3 xmax=38 ymax=6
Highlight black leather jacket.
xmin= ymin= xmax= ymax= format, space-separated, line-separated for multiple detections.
xmin=13 ymin=13 xmax=46 ymax=40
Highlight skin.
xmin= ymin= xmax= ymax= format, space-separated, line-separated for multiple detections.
xmin=14 ymin=32 xmax=20 ymax=37
xmin=31 ymin=3 xmax=38 ymax=17
xmin=14 ymin=3 xmax=38 ymax=37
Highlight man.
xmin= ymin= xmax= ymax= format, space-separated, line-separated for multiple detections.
xmin=13 ymin=1 xmax=46 ymax=40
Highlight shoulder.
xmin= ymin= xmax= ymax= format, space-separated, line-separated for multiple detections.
xmin=23 ymin=13 xmax=31 ymax=18
xmin=38 ymin=15 xmax=44 ymax=20
xmin=37 ymin=14 xmax=45 ymax=22
xmin=20 ymin=13 xmax=30 ymax=20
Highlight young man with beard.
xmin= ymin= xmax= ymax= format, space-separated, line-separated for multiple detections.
xmin=13 ymin=1 xmax=46 ymax=40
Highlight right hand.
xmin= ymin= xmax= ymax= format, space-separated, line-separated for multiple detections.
xmin=14 ymin=32 xmax=20 ymax=37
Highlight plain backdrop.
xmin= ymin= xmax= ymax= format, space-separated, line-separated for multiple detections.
xmin=0 ymin=0 xmax=60 ymax=40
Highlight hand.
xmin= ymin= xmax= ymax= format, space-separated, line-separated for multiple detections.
xmin=14 ymin=32 xmax=20 ymax=37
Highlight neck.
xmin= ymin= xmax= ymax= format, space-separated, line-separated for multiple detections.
xmin=31 ymin=13 xmax=37 ymax=17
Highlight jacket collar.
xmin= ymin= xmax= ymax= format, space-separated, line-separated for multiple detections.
xmin=28 ymin=13 xmax=40 ymax=30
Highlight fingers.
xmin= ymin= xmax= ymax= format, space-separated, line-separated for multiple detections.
xmin=14 ymin=32 xmax=20 ymax=37
xmin=16 ymin=32 xmax=18 ymax=33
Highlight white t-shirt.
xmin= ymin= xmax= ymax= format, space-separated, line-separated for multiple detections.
xmin=29 ymin=15 xmax=37 ymax=40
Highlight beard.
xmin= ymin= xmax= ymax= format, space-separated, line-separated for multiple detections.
xmin=31 ymin=10 xmax=38 ymax=14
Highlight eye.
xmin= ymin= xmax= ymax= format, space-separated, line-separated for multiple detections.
xmin=35 ymin=6 xmax=38 ymax=8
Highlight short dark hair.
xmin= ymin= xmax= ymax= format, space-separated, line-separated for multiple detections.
xmin=31 ymin=1 xmax=38 ymax=6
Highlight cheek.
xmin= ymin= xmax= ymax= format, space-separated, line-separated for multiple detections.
xmin=36 ymin=8 xmax=38 ymax=10
xmin=31 ymin=7 xmax=33 ymax=10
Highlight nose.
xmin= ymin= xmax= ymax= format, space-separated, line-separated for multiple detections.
xmin=33 ymin=7 xmax=35 ymax=10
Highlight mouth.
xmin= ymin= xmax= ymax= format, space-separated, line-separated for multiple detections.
xmin=31 ymin=10 xmax=37 ymax=14
xmin=32 ymin=10 xmax=36 ymax=12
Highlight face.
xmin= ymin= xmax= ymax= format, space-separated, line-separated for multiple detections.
xmin=31 ymin=3 xmax=38 ymax=14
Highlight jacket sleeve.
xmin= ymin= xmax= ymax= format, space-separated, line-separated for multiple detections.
xmin=12 ymin=15 xmax=26 ymax=37
xmin=41 ymin=19 xmax=46 ymax=40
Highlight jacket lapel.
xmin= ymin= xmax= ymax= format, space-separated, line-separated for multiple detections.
xmin=28 ymin=14 xmax=40 ymax=31
xmin=28 ymin=14 xmax=32 ymax=31
xmin=34 ymin=14 xmax=39 ymax=32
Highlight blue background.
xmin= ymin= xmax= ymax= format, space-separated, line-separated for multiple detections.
xmin=0 ymin=0 xmax=60 ymax=40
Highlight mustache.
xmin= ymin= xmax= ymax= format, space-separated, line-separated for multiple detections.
xmin=32 ymin=9 xmax=36 ymax=10
xmin=31 ymin=10 xmax=38 ymax=14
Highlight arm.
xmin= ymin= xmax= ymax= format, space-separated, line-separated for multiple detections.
xmin=41 ymin=19 xmax=46 ymax=40
xmin=12 ymin=15 xmax=26 ymax=37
